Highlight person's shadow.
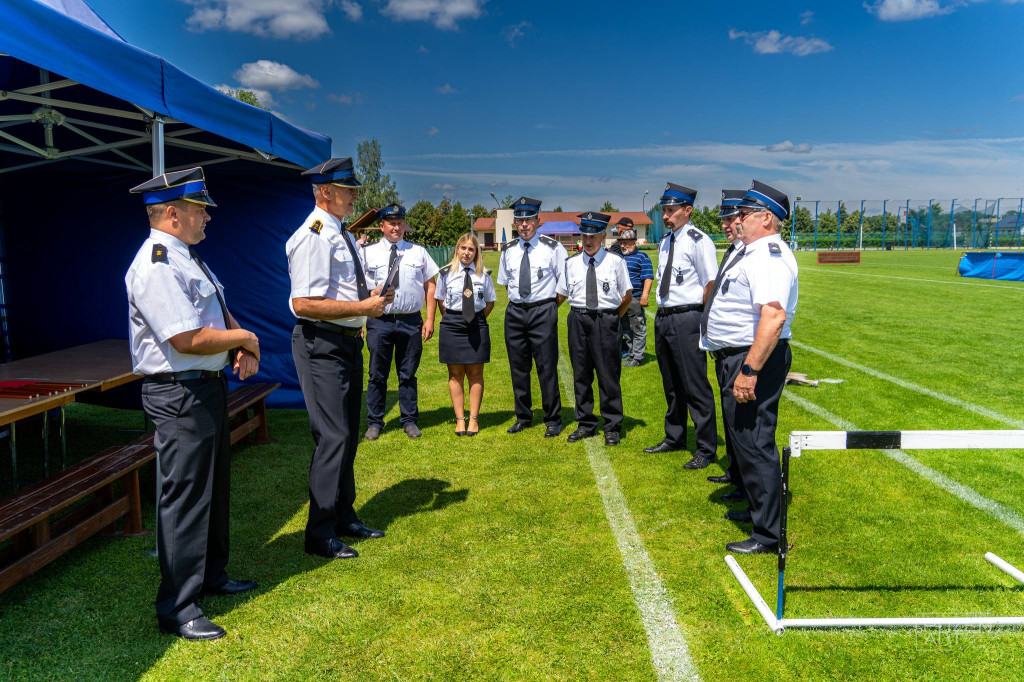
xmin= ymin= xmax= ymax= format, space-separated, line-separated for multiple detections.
xmin=357 ymin=477 xmax=469 ymax=533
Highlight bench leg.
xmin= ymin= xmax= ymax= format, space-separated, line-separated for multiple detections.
xmin=31 ymin=518 xmax=50 ymax=547
xmin=252 ymin=399 xmax=272 ymax=444
xmin=121 ymin=469 xmax=148 ymax=537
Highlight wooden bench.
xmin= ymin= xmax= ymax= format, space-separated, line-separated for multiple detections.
xmin=817 ymin=251 xmax=862 ymax=265
xmin=0 ymin=382 xmax=279 ymax=594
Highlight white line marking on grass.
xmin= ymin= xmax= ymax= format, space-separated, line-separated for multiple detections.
xmin=556 ymin=354 xmax=699 ymax=682
xmin=785 ymin=391 xmax=1024 ymax=538
xmin=802 ymin=268 xmax=1024 ymax=291
xmin=791 ymin=340 xmax=1024 ymax=429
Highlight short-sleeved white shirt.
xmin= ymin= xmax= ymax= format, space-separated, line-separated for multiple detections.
xmin=435 ymin=265 xmax=497 ymax=313
xmin=497 ymin=234 xmax=569 ymax=303
xmin=556 ymin=247 xmax=631 ymax=309
xmin=656 ymin=223 xmax=717 ymax=307
xmin=362 ymin=238 xmax=439 ymax=315
xmin=285 ymin=206 xmax=366 ymax=328
xmin=700 ymin=234 xmax=799 ymax=350
xmin=125 ymin=229 xmax=229 ymax=374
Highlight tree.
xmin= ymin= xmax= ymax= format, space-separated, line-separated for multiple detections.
xmin=353 ymin=139 xmax=400 ymax=219
xmin=500 ymin=194 xmax=515 ymax=209
xmin=470 ymin=204 xmax=490 ymax=227
xmin=440 ymin=201 xmax=470 ymax=245
xmin=599 ymin=200 xmax=618 ymax=213
xmin=406 ymin=200 xmax=440 ymax=245
xmin=689 ymin=206 xmax=722 ymax=235
xmin=553 ymin=205 xmax=563 ymax=212
xmin=224 ymin=89 xmax=268 ymax=110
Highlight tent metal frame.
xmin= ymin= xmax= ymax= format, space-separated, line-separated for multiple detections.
xmin=727 ymin=429 xmax=1024 ymax=634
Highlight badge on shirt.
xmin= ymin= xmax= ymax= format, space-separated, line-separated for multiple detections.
xmin=768 ymin=242 xmax=782 ymax=255
xmin=151 ymin=244 xmax=167 ymax=263
xmin=675 ymin=272 xmax=684 ymax=284
xmin=478 ymin=289 xmax=484 ymax=300
xmin=463 ymin=288 xmax=473 ymax=300
xmin=602 ymin=281 xmax=610 ymax=293
xmin=537 ymin=267 xmax=543 ymax=281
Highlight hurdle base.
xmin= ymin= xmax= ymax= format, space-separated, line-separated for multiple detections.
xmin=726 ymin=552 xmax=1024 ymax=635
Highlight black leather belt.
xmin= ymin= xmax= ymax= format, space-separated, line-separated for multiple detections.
xmin=511 ymin=298 xmax=556 ymax=309
xmin=376 ymin=312 xmax=422 ymax=321
xmin=657 ymin=304 xmax=703 ymax=315
xmin=300 ymin=319 xmax=362 ymax=337
xmin=570 ymin=307 xmax=618 ymax=315
xmin=145 ymin=369 xmax=224 ymax=383
xmin=710 ymin=346 xmax=749 ymax=360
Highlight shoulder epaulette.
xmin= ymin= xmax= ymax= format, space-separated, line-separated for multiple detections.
xmin=687 ymin=228 xmax=703 ymax=242
xmin=768 ymin=242 xmax=782 ymax=255
xmin=151 ymin=244 xmax=168 ymax=263
xmin=501 ymin=238 xmax=519 ymax=252
xmin=539 ymin=235 xmax=558 ymax=248
xmin=309 ymin=219 xmax=323 ymax=235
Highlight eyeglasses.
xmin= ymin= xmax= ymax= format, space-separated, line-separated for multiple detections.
xmin=738 ymin=207 xmax=767 ymax=219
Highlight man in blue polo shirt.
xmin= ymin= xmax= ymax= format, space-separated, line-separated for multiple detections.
xmin=617 ymin=227 xmax=653 ymax=367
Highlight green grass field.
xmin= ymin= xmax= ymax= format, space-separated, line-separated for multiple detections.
xmin=3 ymin=249 xmax=1024 ymax=681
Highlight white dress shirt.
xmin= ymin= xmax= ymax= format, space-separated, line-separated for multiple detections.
xmin=655 ymin=223 xmax=717 ymax=307
xmin=435 ymin=265 xmax=497 ymax=313
xmin=125 ymin=229 xmax=229 ymax=374
xmin=556 ymin=247 xmax=631 ymax=309
xmin=285 ymin=206 xmax=366 ymax=328
xmin=362 ymin=238 xmax=439 ymax=315
xmin=497 ymin=234 xmax=569 ymax=304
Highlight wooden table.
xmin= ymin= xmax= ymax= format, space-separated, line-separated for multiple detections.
xmin=0 ymin=340 xmax=137 ymax=484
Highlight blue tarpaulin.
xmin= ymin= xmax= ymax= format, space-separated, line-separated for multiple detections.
xmin=539 ymin=221 xmax=579 ymax=235
xmin=957 ymin=252 xmax=1024 ymax=281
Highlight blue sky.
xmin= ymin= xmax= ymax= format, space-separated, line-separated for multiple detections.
xmin=87 ymin=0 xmax=1024 ymax=210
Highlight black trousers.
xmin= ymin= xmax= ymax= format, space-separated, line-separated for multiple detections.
xmin=717 ymin=342 xmax=791 ymax=545
xmin=567 ymin=309 xmax=623 ymax=433
xmin=142 ymin=375 xmax=230 ymax=627
xmin=365 ymin=314 xmax=423 ymax=427
xmin=714 ymin=356 xmax=747 ymax=497
xmin=504 ymin=302 xmax=562 ymax=425
xmin=292 ymin=323 xmax=363 ymax=544
xmin=654 ymin=309 xmax=718 ymax=457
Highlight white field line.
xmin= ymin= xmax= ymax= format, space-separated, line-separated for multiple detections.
xmin=790 ymin=341 xmax=1024 ymax=429
xmin=802 ymin=267 xmax=1024 ymax=291
xmin=556 ymin=354 xmax=699 ymax=682
xmin=785 ymin=391 xmax=1024 ymax=538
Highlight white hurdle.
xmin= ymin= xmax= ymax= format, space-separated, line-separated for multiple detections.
xmin=727 ymin=429 xmax=1024 ymax=634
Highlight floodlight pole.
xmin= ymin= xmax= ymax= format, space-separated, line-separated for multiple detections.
xmin=641 ymin=189 xmax=649 ymax=212
xmin=858 ymin=199 xmax=864 ymax=251
xmin=489 ymin=191 xmax=501 ymax=209
xmin=882 ymin=200 xmax=887 ymax=249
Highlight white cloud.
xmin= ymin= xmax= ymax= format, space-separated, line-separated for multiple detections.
xmin=214 ymin=83 xmax=278 ymax=107
xmin=328 ymin=91 xmax=363 ymax=105
xmin=182 ymin=0 xmax=334 ymax=40
xmin=379 ymin=0 xmax=485 ymax=29
xmin=729 ymin=28 xmax=833 ymax=56
xmin=234 ymin=60 xmax=320 ymax=90
xmin=436 ymin=83 xmax=459 ymax=94
xmin=765 ymin=140 xmax=814 ymax=153
xmin=340 ymin=0 xmax=363 ymax=20
xmin=501 ymin=20 xmax=531 ymax=47
xmin=800 ymin=10 xmax=814 ymax=24
xmin=427 ymin=126 xmax=440 ymax=136
xmin=864 ymin=0 xmax=963 ymax=21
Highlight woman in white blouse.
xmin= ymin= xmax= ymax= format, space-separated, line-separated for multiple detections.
xmin=435 ymin=233 xmax=496 ymax=436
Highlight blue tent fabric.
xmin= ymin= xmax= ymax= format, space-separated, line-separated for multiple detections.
xmin=957 ymin=252 xmax=1024 ymax=282
xmin=1 ymin=0 xmax=330 ymax=167
xmin=539 ymin=221 xmax=580 ymax=235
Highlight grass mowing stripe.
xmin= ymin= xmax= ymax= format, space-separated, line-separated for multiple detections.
xmin=785 ymin=390 xmax=1024 ymax=538
xmin=555 ymin=353 xmax=699 ymax=682
xmin=790 ymin=340 xmax=1024 ymax=429
xmin=802 ymin=267 xmax=1024 ymax=291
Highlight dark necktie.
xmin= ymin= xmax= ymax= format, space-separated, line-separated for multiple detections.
xmin=389 ymin=242 xmax=399 ymax=290
xmin=518 ymin=242 xmax=532 ymax=299
xmin=700 ymin=245 xmax=745 ymax=338
xmin=188 ymin=246 xmax=231 ymax=328
xmin=586 ymin=256 xmax=598 ymax=310
xmin=462 ymin=268 xmax=475 ymax=322
xmin=340 ymin=229 xmax=370 ymax=300
xmin=658 ymin=232 xmax=675 ymax=300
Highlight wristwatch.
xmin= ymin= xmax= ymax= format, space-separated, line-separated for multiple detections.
xmin=741 ymin=363 xmax=759 ymax=376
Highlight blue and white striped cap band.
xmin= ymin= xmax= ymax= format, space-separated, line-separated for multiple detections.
xmin=578 ymin=211 xmax=611 ymax=234
xmin=129 ymin=167 xmax=217 ymax=207
xmin=301 ymin=157 xmax=362 ymax=187
xmin=719 ymin=189 xmax=745 ymax=218
xmin=379 ymin=203 xmax=406 ymax=220
xmin=660 ymin=182 xmax=696 ymax=207
xmin=738 ymin=180 xmax=790 ymax=220
xmin=513 ymin=196 xmax=541 ymax=218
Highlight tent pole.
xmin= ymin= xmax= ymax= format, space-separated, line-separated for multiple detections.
xmin=151 ymin=116 xmax=164 ymax=175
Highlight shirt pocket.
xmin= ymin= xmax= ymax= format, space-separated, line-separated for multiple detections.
xmin=192 ymin=278 xmax=218 ymax=306
xmin=331 ymin=246 xmax=355 ymax=279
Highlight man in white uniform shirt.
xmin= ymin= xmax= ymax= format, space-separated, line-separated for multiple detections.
xmin=361 ymin=203 xmax=439 ymax=440
xmin=700 ymin=180 xmax=798 ymax=555
xmin=498 ymin=196 xmax=569 ymax=437
xmin=555 ymin=212 xmax=632 ymax=446
xmin=644 ymin=183 xmax=720 ymax=470
xmin=125 ymin=167 xmax=260 ymax=640
xmin=287 ymin=157 xmax=394 ymax=561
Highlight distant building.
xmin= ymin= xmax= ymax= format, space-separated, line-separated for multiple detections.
xmin=472 ymin=210 xmax=653 ymax=249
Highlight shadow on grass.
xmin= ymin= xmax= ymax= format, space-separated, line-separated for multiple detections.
xmin=357 ymin=477 xmax=469 ymax=533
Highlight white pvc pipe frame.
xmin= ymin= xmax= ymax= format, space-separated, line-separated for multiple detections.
xmin=727 ymin=429 xmax=1024 ymax=634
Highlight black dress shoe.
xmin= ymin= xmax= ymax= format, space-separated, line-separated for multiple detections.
xmin=726 ymin=538 xmax=778 ymax=554
xmin=643 ymin=441 xmax=680 ymax=454
xmin=160 ymin=616 xmax=225 ymax=641
xmin=567 ymin=428 xmax=596 ymax=443
xmin=683 ymin=454 xmax=715 ymax=470
xmin=404 ymin=423 xmax=422 ymax=439
xmin=707 ymin=473 xmax=732 ymax=484
xmin=604 ymin=432 xmax=620 ymax=446
xmin=305 ymin=537 xmax=359 ymax=559
xmin=340 ymin=521 xmax=385 ymax=539
xmin=724 ymin=509 xmax=752 ymax=522
xmin=364 ymin=425 xmax=381 ymax=441
xmin=507 ymin=421 xmax=532 ymax=434
xmin=720 ymin=489 xmax=746 ymax=502
xmin=205 ymin=579 xmax=257 ymax=596
xmin=544 ymin=422 xmax=564 ymax=438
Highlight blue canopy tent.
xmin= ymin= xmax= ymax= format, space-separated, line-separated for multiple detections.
xmin=538 ymin=221 xmax=580 ymax=235
xmin=0 ymin=0 xmax=333 ymax=407
xmin=957 ymin=252 xmax=1024 ymax=282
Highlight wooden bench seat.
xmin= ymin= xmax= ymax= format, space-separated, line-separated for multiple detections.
xmin=0 ymin=381 xmax=279 ymax=594
xmin=817 ymin=251 xmax=862 ymax=264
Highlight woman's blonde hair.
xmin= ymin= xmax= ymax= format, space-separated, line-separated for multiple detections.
xmin=447 ymin=232 xmax=486 ymax=275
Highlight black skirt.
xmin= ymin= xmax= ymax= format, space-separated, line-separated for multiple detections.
xmin=439 ymin=312 xmax=490 ymax=364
